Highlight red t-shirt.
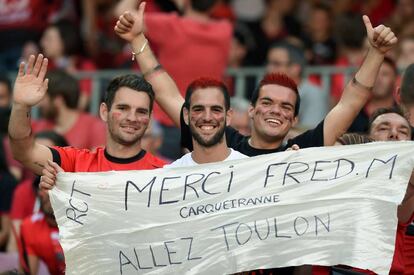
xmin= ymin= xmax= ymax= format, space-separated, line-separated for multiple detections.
xmin=10 ymin=179 xmax=37 ymax=220
xmin=20 ymin=212 xmax=65 ymax=275
xmin=33 ymin=112 xmax=106 ymax=150
xmin=51 ymin=146 xmax=166 ymax=172
xmin=404 ymin=233 xmax=414 ymax=274
xmin=145 ymin=12 xmax=232 ymax=126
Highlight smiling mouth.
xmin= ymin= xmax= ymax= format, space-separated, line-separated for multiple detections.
xmin=121 ymin=125 xmax=139 ymax=132
xmin=197 ymin=124 xmax=217 ymax=134
xmin=265 ymin=118 xmax=282 ymax=126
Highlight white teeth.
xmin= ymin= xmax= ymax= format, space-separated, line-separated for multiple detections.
xmin=200 ymin=126 xmax=214 ymax=130
xmin=122 ymin=126 xmax=137 ymax=131
xmin=266 ymin=119 xmax=281 ymax=125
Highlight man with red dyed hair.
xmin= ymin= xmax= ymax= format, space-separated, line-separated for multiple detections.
xmin=115 ymin=3 xmax=397 ymax=157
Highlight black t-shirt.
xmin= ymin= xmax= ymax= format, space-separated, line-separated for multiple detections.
xmin=180 ymin=107 xmax=325 ymax=156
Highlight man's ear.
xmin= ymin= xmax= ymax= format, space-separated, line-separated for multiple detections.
xmin=248 ymin=104 xmax=254 ymax=119
xmin=226 ymin=108 xmax=233 ymax=126
xmin=183 ymin=107 xmax=189 ymax=126
xmin=100 ymin=103 xmax=108 ymax=122
xmin=292 ymin=115 xmax=299 ymax=127
xmin=395 ymin=86 xmax=401 ymax=104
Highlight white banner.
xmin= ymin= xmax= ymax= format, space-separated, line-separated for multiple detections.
xmin=50 ymin=142 xmax=414 ymax=275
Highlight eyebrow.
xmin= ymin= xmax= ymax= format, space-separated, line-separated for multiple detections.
xmin=377 ymin=121 xmax=410 ymax=130
xmin=259 ymin=97 xmax=273 ymax=101
xmin=191 ymin=104 xmax=224 ymax=109
xmin=260 ymin=97 xmax=294 ymax=108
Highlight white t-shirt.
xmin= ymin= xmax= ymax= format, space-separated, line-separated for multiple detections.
xmin=164 ymin=149 xmax=247 ymax=168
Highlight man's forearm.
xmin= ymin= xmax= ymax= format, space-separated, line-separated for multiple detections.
xmin=323 ymin=48 xmax=385 ymax=146
xmin=8 ymin=103 xmax=35 ymax=161
xmin=354 ymin=48 xmax=384 ymax=90
xmin=9 ymin=103 xmax=32 ymax=139
xmin=131 ymin=34 xmax=184 ymax=126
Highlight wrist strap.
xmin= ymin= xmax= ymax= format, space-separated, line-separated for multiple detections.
xmin=131 ymin=39 xmax=148 ymax=61
xmin=352 ymin=77 xmax=373 ymax=92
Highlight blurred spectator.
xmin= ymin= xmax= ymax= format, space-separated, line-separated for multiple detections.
xmin=33 ymin=70 xmax=106 ymax=150
xmin=0 ymin=135 xmax=18 ymax=252
xmin=243 ymin=0 xmax=303 ymax=66
xmin=398 ymin=63 xmax=414 ymax=129
xmin=397 ymin=36 xmax=414 ymax=70
xmin=303 ymin=3 xmax=337 ymax=65
xmin=387 ymin=0 xmax=414 ymax=36
xmin=0 ymin=0 xmax=77 ymax=71
xmin=81 ymin=0 xmax=120 ymax=68
xmin=266 ymin=41 xmax=329 ymax=128
xmin=0 ymin=75 xmax=12 ymax=109
xmin=115 ymin=0 xmax=232 ymax=160
xmin=230 ymin=97 xmax=251 ymax=136
xmin=40 ymin=20 xmax=96 ymax=110
xmin=20 ymin=190 xmax=65 ymax=274
xmin=0 ymin=75 xmax=26 ymax=183
xmin=348 ymin=57 xmax=398 ymax=133
xmin=8 ymin=131 xmax=68 ymax=253
xmin=0 ymin=75 xmax=12 ymax=136
xmin=331 ymin=13 xmax=368 ymax=104
xmin=226 ymin=23 xmax=256 ymax=98
xmin=141 ymin=120 xmax=170 ymax=162
xmin=228 ymin=24 xmax=251 ymax=70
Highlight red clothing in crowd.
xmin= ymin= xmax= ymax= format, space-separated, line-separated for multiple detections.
xmin=20 ymin=212 xmax=65 ymax=275
xmin=312 ymin=218 xmax=414 ymax=275
xmin=33 ymin=112 xmax=106 ymax=150
xmin=404 ymin=234 xmax=414 ymax=274
xmin=51 ymin=146 xmax=166 ymax=172
xmin=10 ymin=179 xmax=37 ymax=220
xmin=145 ymin=12 xmax=232 ymax=126
xmin=0 ymin=0 xmax=63 ymax=31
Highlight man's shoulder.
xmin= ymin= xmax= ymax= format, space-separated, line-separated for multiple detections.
xmin=164 ymin=152 xmax=192 ymax=168
xmin=142 ymin=151 xmax=168 ymax=169
xmin=287 ymin=120 xmax=325 ymax=148
xmin=52 ymin=145 xmax=97 ymax=157
xmin=229 ymin=149 xmax=248 ymax=160
xmin=51 ymin=146 xmax=103 ymax=171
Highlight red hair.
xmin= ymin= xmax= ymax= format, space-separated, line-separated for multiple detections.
xmin=259 ymin=73 xmax=298 ymax=94
xmin=185 ymin=77 xmax=230 ymax=110
xmin=251 ymin=72 xmax=300 ymax=116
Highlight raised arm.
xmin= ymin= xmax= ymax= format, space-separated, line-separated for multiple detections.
xmin=114 ymin=1 xmax=184 ymax=126
xmin=323 ymin=15 xmax=398 ymax=146
xmin=8 ymin=54 xmax=53 ymax=175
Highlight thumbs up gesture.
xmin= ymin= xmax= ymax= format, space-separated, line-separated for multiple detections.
xmin=363 ymin=15 xmax=397 ymax=55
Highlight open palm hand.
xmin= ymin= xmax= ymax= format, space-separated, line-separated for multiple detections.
xmin=13 ymin=54 xmax=49 ymax=107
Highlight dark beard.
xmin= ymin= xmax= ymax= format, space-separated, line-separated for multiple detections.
xmin=190 ymin=123 xmax=226 ymax=147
